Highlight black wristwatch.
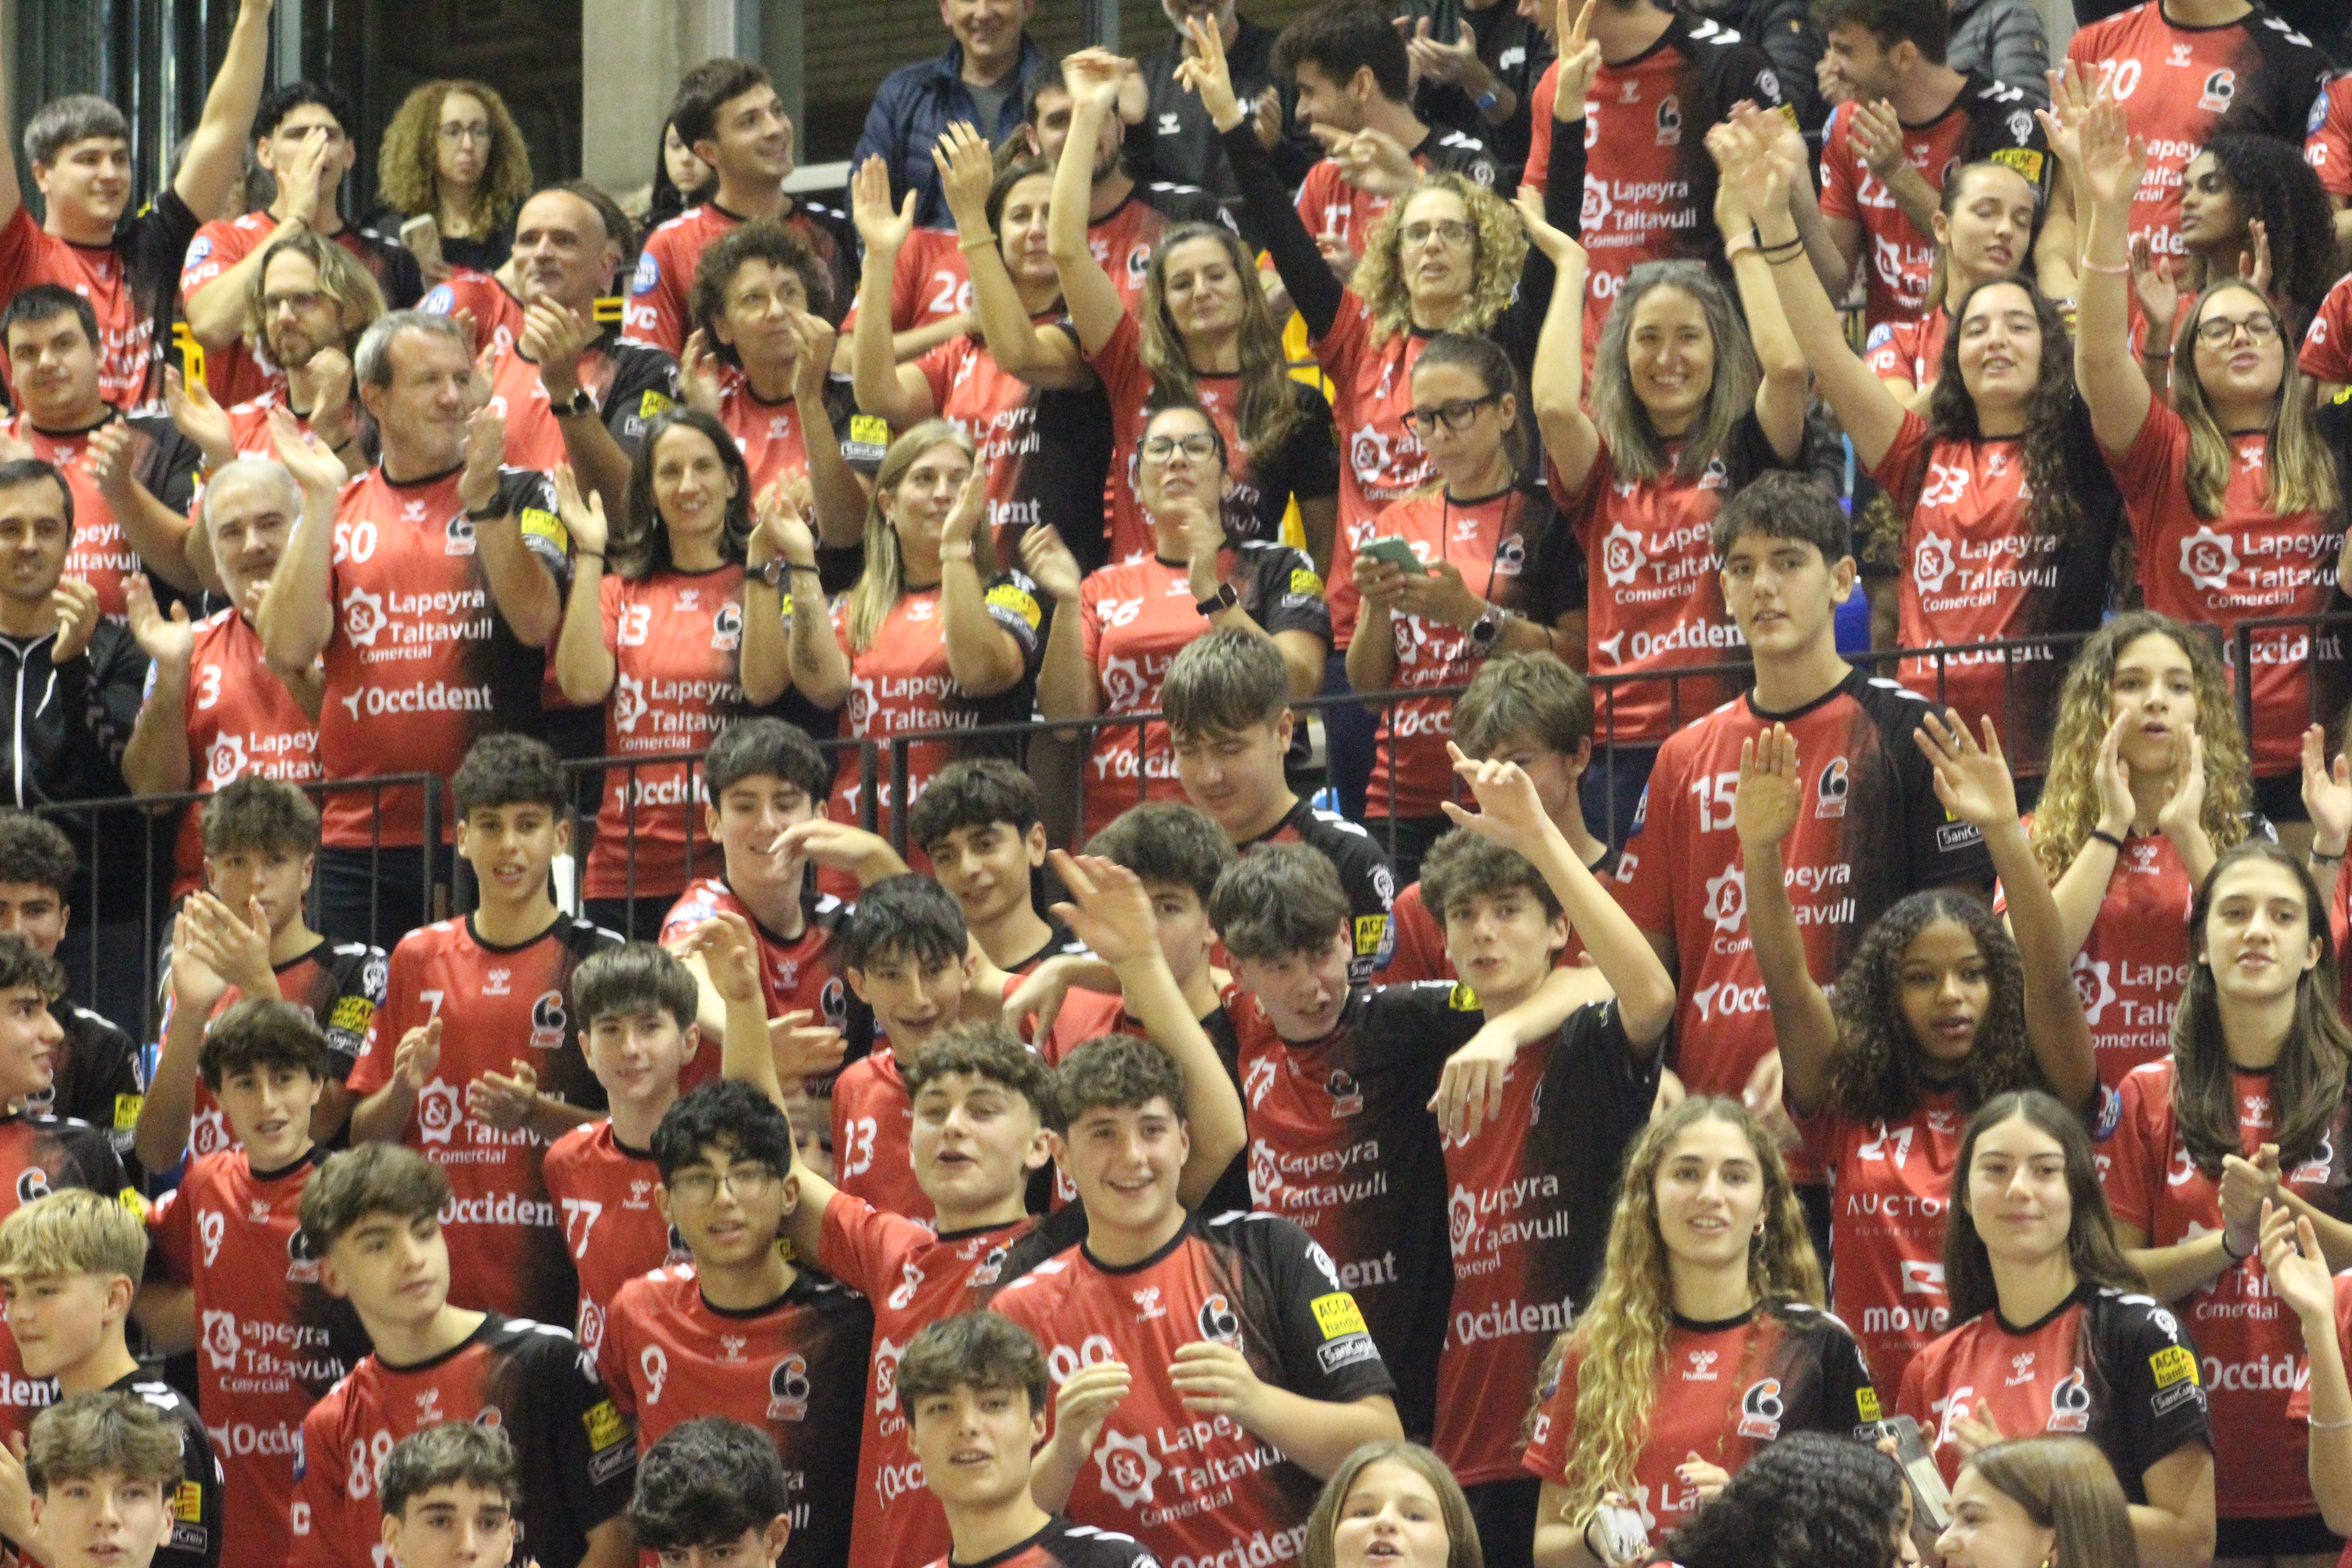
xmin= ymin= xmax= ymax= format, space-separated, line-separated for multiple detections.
xmin=552 ymin=386 xmax=594 ymax=419
xmin=1196 ymin=581 xmax=1239 ymax=617
xmin=1469 ymin=603 xmax=1506 ymax=652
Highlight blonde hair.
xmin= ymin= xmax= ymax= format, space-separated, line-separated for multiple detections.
xmin=1353 ymin=173 xmax=1525 ymax=348
xmin=1966 ymin=1438 xmax=2141 ymax=1568
xmin=375 ymin=80 xmax=534 ymax=235
xmin=0 ymin=1188 xmax=145 ymax=1285
xmin=2170 ymin=279 xmax=2341 ymax=519
xmin=240 ymin=225 xmax=387 ymax=363
xmin=845 ymin=421 xmax=992 ymax=654
xmin=1532 ymin=1097 xmax=1823 ymax=1524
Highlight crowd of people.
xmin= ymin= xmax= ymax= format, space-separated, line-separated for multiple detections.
xmin=4 ymin=0 xmax=2352 ymax=1566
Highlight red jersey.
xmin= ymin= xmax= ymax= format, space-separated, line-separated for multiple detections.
xmin=1375 ymin=861 xmax=1614 ymax=984
xmin=2102 ymin=1058 xmax=2347 ymax=1518
xmin=831 ymin=1047 xmax=928 ymax=1223
xmin=1865 ymin=310 xmax=1950 ymax=388
xmin=1897 ymin=1285 xmax=2212 ymax=1498
xmin=626 ymin=201 xmax=846 ymax=354
xmin=917 ymin=321 xmax=1117 ymax=556
xmin=179 ymin=214 xmax=408 ymax=406
xmin=712 ymin=374 xmax=879 ymax=497
xmin=1808 ymin=1094 xmax=1967 ymax=1392
xmin=583 ymin=565 xmax=749 ymax=899
xmin=419 ymin=270 xmax=526 ymax=361
xmin=320 ymin=462 xmax=568 ymax=846
xmin=162 ymin=607 xmax=320 ymax=894
xmin=0 ymin=194 xmax=198 ymax=410
xmin=148 ymin=1147 xmax=366 ymax=1568
xmin=598 ymin=1264 xmax=872 ymax=1568
xmin=2309 ymin=72 xmax=2352 ymax=196
xmin=992 ymin=1213 xmax=1396 ymax=1566
xmin=657 ymin=880 xmax=850 ymax=1093
xmin=1617 ymin=671 xmax=1995 ymax=1098
xmin=346 ymin=914 xmax=621 ymax=1324
xmin=480 ymin=331 xmax=678 ymax=473
xmin=1437 ymin=1002 xmax=1660 ymax=1484
xmin=541 ymin=1120 xmax=691 ymax=1361
xmin=0 ymin=410 xmax=202 ymax=617
xmin=2066 ymin=3 xmax=2329 ymax=259
xmin=817 ymin=1195 xmax=1035 ymax=1568
xmin=2106 ymin=400 xmax=2337 ymax=775
xmin=914 ymin=1516 xmax=1160 ymax=1568
xmin=1522 ymin=1303 xmax=1879 ymax=1536
xmin=1312 ymin=295 xmax=1433 ymax=610
xmin=1292 ymin=129 xmax=1504 ymax=265
xmin=290 ymin=1313 xmax=636 ymax=1568
xmin=2301 ymin=272 xmax=2352 ymax=385
xmin=1074 ymin=543 xmax=1330 ymax=840
xmin=0 ymin=1114 xmax=130 ymax=1446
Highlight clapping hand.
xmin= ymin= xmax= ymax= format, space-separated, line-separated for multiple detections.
xmin=468 ymin=1058 xmax=540 ymax=1130
xmin=851 ymin=154 xmax=917 ymax=255
xmin=125 ymin=574 xmax=194 ymax=668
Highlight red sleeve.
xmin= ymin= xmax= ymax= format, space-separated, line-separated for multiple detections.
xmin=0 ymin=207 xmax=44 ymax=295
xmin=148 ymin=1183 xmax=193 ymax=1282
xmin=2302 ymin=277 xmax=2352 ymax=385
xmin=2100 ymin=1065 xmax=2166 ymax=1235
xmin=180 ymin=217 xmax=249 ymax=300
xmin=1863 ymin=411 xmax=1935 ymax=514
xmin=1525 ymin=60 xmax=1558 ymax=191
xmin=2309 ymin=78 xmax=2352 ymax=199
xmin=346 ymin=941 xmax=416 ymax=1096
xmin=915 ymin=339 xmax=958 ymax=415
xmin=1518 ymin=1351 xmax=1578 ymax=1480
xmin=1818 ymin=106 xmax=1861 ymax=222
xmin=1894 ymin=1342 xmax=1934 ymax=1434
xmin=1078 ymin=570 xmax=1106 ymax=668
xmin=1375 ymin=883 xmax=1449 ymax=985
xmin=2335 ymin=869 xmax=2352 ymax=1026
xmin=1614 ymin=738 xmax=1683 ymax=940
xmin=1088 ymin=312 xmax=1154 ymax=409
xmin=647 ymin=231 xmax=692 ymax=357
xmin=289 ymin=1401 xmax=352 ymax=1568
xmin=594 ymin=1293 xmax=638 ymax=1420
xmin=2105 ymin=397 xmax=2188 ymax=547
xmin=814 ymin=1188 xmax=921 ymax=1296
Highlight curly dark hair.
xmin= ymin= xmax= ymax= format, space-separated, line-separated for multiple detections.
xmin=1821 ymin=891 xmax=2043 ymax=1126
xmin=2194 ymin=133 xmax=2338 ymax=333
xmin=1663 ymin=1432 xmax=1907 ymax=1568
xmin=1924 ymin=278 xmax=2084 ymax=555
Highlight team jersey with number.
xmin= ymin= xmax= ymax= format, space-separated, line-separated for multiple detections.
xmin=1376 ymin=846 xmax=1620 ymax=984
xmin=916 ymin=1516 xmax=1163 ymax=1568
xmin=1550 ymin=416 xmax=1788 ymax=744
xmin=1522 ymin=1303 xmax=1880 ymax=1536
xmin=831 ymin=1045 xmax=927 ymax=1222
xmin=147 ymin=1147 xmax=368 ymax=1568
xmin=291 ymin=1313 xmax=636 ymax=1568
xmin=2065 ymin=3 xmax=2329 ymax=259
xmin=481 ymin=331 xmax=678 ymax=470
xmin=0 ymin=192 xmax=199 ymax=409
xmin=2303 ymin=273 xmax=2352 ymax=383
xmin=1292 ymin=127 xmax=1504 ymax=266
xmin=345 ymin=914 xmax=619 ymax=1323
xmin=33 ymin=1004 xmax=143 ymax=1161
xmin=598 ymin=1263 xmax=872 ymax=1568
xmin=1073 ymin=544 xmax=1330 ymax=840
xmin=1867 ymin=404 xmax=2120 ymax=771
xmin=1438 ymin=1001 xmax=1661 ymax=1485
xmin=1865 ymin=310 xmax=1951 ymax=390
xmin=657 ymin=880 xmax=852 ymax=1092
xmin=841 ymin=229 xmax=971 ymax=339
xmin=1233 ymin=980 xmax=1482 ymax=1438
xmin=541 ymin=1120 xmax=690 ymax=1361
xmin=2310 ymin=72 xmax=2352 ymax=196
xmin=2103 ymin=1058 xmax=2349 ymax=1518
xmin=2106 ymin=400 xmax=2344 ymax=775
xmin=626 ymin=201 xmax=848 ymax=354
xmin=0 ymin=1114 xmax=129 ymax=1445
xmin=320 ymin=462 xmax=567 ymax=846
xmin=1897 ymin=1285 xmax=2212 ymax=1495
xmin=180 ymin=213 xmax=420 ymax=406
xmin=583 ymin=564 xmax=751 ymax=899
xmin=818 ymin=1195 xmax=1036 ymax=1568
xmin=159 ymin=607 xmax=321 ymax=893
xmin=0 ymin=409 xmax=202 ymax=617
xmin=916 ymin=322 xmax=1114 ymax=560
xmin=1239 ymin=800 xmax=1397 ymax=984
xmin=1804 ymin=1093 xmax=1968 ymax=1393
xmin=106 ymin=1372 xmax=222 ymax=1568
xmin=1618 ymin=670 xmax=1996 ymax=1099
xmin=993 ymin=1211 xmax=1397 ymax=1566
xmin=1819 ymin=78 xmax=2050 ymax=330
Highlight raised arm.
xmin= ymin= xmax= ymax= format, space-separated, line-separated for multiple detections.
xmin=2060 ymin=91 xmax=2153 ymax=453
xmin=2269 ymin=1203 xmax=2352 ymax=1539
xmin=182 ymin=131 xmax=331 ymax=350
xmin=936 ymin=123 xmax=1088 ymax=390
xmin=172 ymin=0 xmax=274 ymax=222
xmin=1048 ymin=54 xmax=1135 ymax=356
xmin=85 ymin=423 xmax=199 ymax=593
xmin=936 ymin=468 xmax=1027 ymax=697
xmin=738 ymin=480 xmax=816 ymax=709
xmin=1520 ymin=192 xmax=1598 ymax=500
xmin=779 ymin=315 xmax=869 ymax=553
xmin=1706 ymin=127 xmax=1806 ymax=464
xmin=2044 ymin=712 xmax=2136 ymax=956
xmin=254 ymin=409 xmax=339 ymax=670
xmin=549 ymin=466 xmax=617 ymax=706
xmin=1733 ymin=725 xmax=1842 ymax=1119
xmin=118 ymin=574 xmax=195 ymax=796
xmin=848 ymin=157 xmax=937 ymax=426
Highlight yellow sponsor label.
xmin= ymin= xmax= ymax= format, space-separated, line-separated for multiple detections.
xmin=1989 ymin=146 xmax=2047 ymax=186
xmin=1289 ymin=568 xmax=1323 ymax=596
xmin=173 ymin=1480 xmax=203 ymax=1521
xmin=592 ymin=295 xmax=625 ymax=325
xmin=118 ymin=1188 xmax=148 ymax=1218
xmin=638 ymin=389 xmax=675 ymax=421
xmin=329 ymin=995 xmax=376 ymax=1034
xmin=1354 ymin=914 xmax=1388 ymax=955
xmin=848 ymin=415 xmax=892 ymax=455
xmin=1311 ymin=1292 xmax=1368 ymax=1340
xmin=1447 ymin=982 xmax=1480 ymax=1012
xmin=113 ymin=1093 xmax=142 ymax=1132
xmin=583 ymin=1398 xmax=629 ymax=1451
xmin=1857 ymin=1387 xmax=1883 ymax=1424
xmin=985 ymin=581 xmax=1044 ymax=631
xmin=2151 ymin=1345 xmax=2198 ymax=1388
xmin=520 ymin=506 xmax=570 ymax=553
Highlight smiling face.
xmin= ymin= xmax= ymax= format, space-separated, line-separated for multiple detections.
xmin=0 ymin=477 xmax=73 ymax=610
xmin=33 ymin=137 xmax=132 ymax=235
xmin=0 ymin=1270 xmax=118 ymax=1378
xmin=5 ymin=311 xmax=104 ymax=429
xmin=657 ymin=1142 xmax=797 ymax=1269
xmin=909 ymin=1379 xmax=1047 ymax=1512
xmin=699 ymin=83 xmax=796 ymax=187
xmin=1719 ymin=530 xmax=1847 ymax=660
xmin=649 ymin=421 xmax=740 ymax=552
xmin=583 ymin=1006 xmax=696 ymax=1115
xmin=366 ymin=325 xmax=474 ymax=470
xmin=1059 ymin=1096 xmax=1187 ymax=1236
xmin=706 ymin=771 xmax=821 ymax=903
xmin=1963 ymin=1112 xmax=2072 ymax=1268
xmin=454 ymin=802 xmax=567 ymax=913
xmin=1290 ymin=60 xmax=1367 ymax=136
xmin=713 ymin=258 xmax=810 ymax=374
xmin=1623 ymin=284 xmax=1715 ymax=437
xmin=1396 ymin=187 xmax=1476 ymax=311
xmin=512 ymin=191 xmax=618 ymax=312
xmin=909 ymin=1069 xmax=1051 ymax=1216
xmin=923 ymin=820 xmax=1046 ymax=935
xmin=880 ymin=441 xmax=976 ymax=565
xmin=205 ymin=474 xmax=298 ymax=623
xmin=1158 ymin=235 xmax=1248 ymax=343
xmin=1651 ymin=1114 xmax=1766 ymax=1272
xmin=322 ymin=1210 xmax=451 ymax=1330
xmin=217 ymin=1059 xmax=324 ymax=1167
xmin=846 ymin=945 xmax=974 ymax=1054
xmin=257 ymin=248 xmax=347 ymax=373
xmin=996 ymin=172 xmax=1058 ymax=291
xmin=1229 ymin=930 xmax=1355 ymax=1044
xmin=2199 ymin=855 xmax=2321 ymax=1009
xmin=1331 ymin=1459 xmax=1454 ymax=1568
xmin=31 ymin=1468 xmax=172 ymax=1568
xmin=1138 ymin=405 xmax=1227 ymax=519
xmin=2189 ymin=282 xmax=2285 ymax=406
xmin=1172 ymin=716 xmax=1291 ymax=838
xmin=1935 ymin=1467 xmax=2056 ymax=1568
xmin=1823 ymin=24 xmax=1905 ymax=101
xmin=1439 ymin=885 xmax=1566 ymax=1013
xmin=0 ymin=981 xmax=61 ymax=1106
xmin=2106 ymin=630 xmax=2199 ymax=776
xmin=1898 ymin=917 xmax=1991 ymax=1067
xmin=1953 ymin=281 xmax=2043 ymax=409
xmin=1935 ymin=164 xmax=2036 ymax=288
xmin=941 ymin=0 xmax=1035 ymax=72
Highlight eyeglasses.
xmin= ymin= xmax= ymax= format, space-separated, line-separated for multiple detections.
xmin=1141 ymin=433 xmax=1220 ymax=463
xmin=1401 ymin=393 xmax=1500 ymax=438
xmin=1400 ymin=219 xmax=1475 ymax=250
xmin=667 ymin=1164 xmax=781 ymax=1204
xmin=2194 ymin=312 xmax=2280 ymax=348
xmin=438 ymin=122 xmax=493 ymax=145
xmin=261 ymin=289 xmax=326 ymax=317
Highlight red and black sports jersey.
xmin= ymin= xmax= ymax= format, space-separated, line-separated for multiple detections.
xmin=291 ymin=1312 xmax=637 ymax=1568
xmin=0 ymin=409 xmax=203 ymax=618
xmin=346 ymin=915 xmax=620 ymax=1324
xmin=1377 ymin=844 xmax=1621 ymax=985
xmin=1897 ymin=1285 xmax=2212 ymax=1498
xmin=840 ymin=228 xmax=971 ymax=340
xmin=180 ymin=213 xmax=420 ymax=406
xmin=992 ymin=1211 xmax=1396 ymax=1567
xmin=1074 ymin=544 xmax=1330 ymax=840
xmin=916 ymin=322 xmax=1114 ymax=560
xmin=832 ymin=1047 xmax=927 ymax=1223
xmin=599 ymin=1264 xmax=872 ymax=1568
xmin=1868 ymin=402 xmax=2120 ymax=772
xmin=1818 ymin=78 xmax=2049 ymax=330
xmin=1805 ymin=1094 xmax=1967 ymax=1394
xmin=2302 ymin=273 xmax=2352 ymax=383
xmin=917 ymin=1515 xmax=1163 ymax=1568
xmin=541 ymin=1120 xmax=689 ymax=1361
xmin=0 ymin=192 xmax=199 ymax=410
xmin=1037 ymin=995 xmax=1251 ymax=1215
xmin=1523 ymin=1302 xmax=1880 ymax=1537
xmin=658 ymin=880 xmax=852 ymax=1093
xmin=0 ymin=1114 xmax=130 ymax=1446
xmin=626 ymin=201 xmax=849 ymax=353
xmin=1312 ymin=304 xmax=1434 ymax=606
xmin=1865 ymin=311 xmax=1950 ymax=390
xmin=711 ymin=373 xmax=882 ymax=507
xmin=320 ymin=462 xmax=568 ymax=847
xmin=1240 ymin=800 xmax=1397 ymax=984
xmin=158 ymin=607 xmax=321 ymax=896
xmin=34 ymin=1004 xmax=142 ymax=1162
xmin=418 ymin=270 xmax=527 ymax=363
xmin=147 ymin=1147 xmax=367 ymax=1568
xmin=1233 ymin=980 xmax=1481 ymax=1438
xmin=482 ymin=331 xmax=679 ymax=471
xmin=108 ymin=1372 xmax=222 ymax=1568
xmin=1293 ymin=127 xmax=1505 ymax=268
xmin=2103 ymin=1058 xmax=2348 ymax=1518
xmin=2309 ymin=71 xmax=2352 ymax=195
xmin=1437 ymin=1000 xmax=1660 ymax=1485
xmin=1619 ymin=669 xmax=1994 ymax=1099
xmin=818 ymin=1194 xmax=1036 ymax=1568
xmin=2065 ymin=3 xmax=2329 ymax=259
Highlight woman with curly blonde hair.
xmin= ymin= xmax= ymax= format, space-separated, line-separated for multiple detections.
xmin=374 ymin=79 xmax=533 ymax=271
xmin=1522 ymin=1095 xmax=1870 ymax=1568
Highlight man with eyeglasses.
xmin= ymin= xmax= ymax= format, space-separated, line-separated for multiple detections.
xmin=180 ymin=82 xmax=425 ymax=411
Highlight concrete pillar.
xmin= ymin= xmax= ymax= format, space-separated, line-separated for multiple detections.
xmin=580 ymin=0 xmax=709 ymax=202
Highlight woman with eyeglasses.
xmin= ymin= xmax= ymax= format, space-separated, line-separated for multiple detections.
xmin=2071 ymin=98 xmax=2352 ymax=835
xmin=373 ymin=79 xmax=533 ymax=274
xmin=1025 ymin=402 xmax=1331 ymax=841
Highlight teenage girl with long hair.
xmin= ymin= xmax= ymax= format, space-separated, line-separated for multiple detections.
xmin=1938 ymin=1437 xmax=2143 ymax=1568
xmin=1867 ymin=159 xmax=2047 ymax=411
xmin=1301 ymin=1441 xmax=1484 ymax=1568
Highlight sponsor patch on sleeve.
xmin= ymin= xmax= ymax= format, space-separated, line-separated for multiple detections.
xmin=985 ymin=581 xmax=1044 ymax=631
xmin=845 ymin=414 xmax=891 ymax=464
xmin=113 ymin=1094 xmax=142 ymax=1132
xmin=583 ymin=1397 xmax=630 ymax=1452
xmin=1289 ymin=568 xmax=1323 ymax=596
xmin=631 ymin=255 xmax=660 ymax=295
xmin=1857 ymin=1387 xmax=1882 ymax=1424
xmin=1447 ymin=982 xmax=1479 ymax=1011
xmin=1317 ymin=1334 xmax=1381 ymax=1373
xmin=1989 ymin=146 xmax=2046 ymax=186
xmin=1311 ymin=1292 xmax=1368 ymax=1340
xmin=638 ymin=389 xmax=675 ymax=421
xmin=2150 ymin=1345 xmax=2198 ymax=1388
xmin=520 ymin=506 xmax=570 ymax=554
xmin=1354 ymin=914 xmax=1389 ymax=956
xmin=329 ymin=995 xmax=377 ymax=1035
xmin=172 ymin=1480 xmax=204 ymax=1522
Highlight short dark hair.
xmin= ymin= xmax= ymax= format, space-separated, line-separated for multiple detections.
xmin=379 ymin=1420 xmax=521 ymax=1519
xmin=985 ymin=156 xmax=1055 ymax=236
xmin=839 ymin=873 xmax=967 ymax=973
xmin=629 ymin=1417 xmax=790 ymax=1552
xmin=0 ymin=933 xmax=64 ymax=1005
xmin=652 ymin=1078 xmax=796 ymax=1182
xmin=703 ymin=718 xmax=833 ymax=804
xmin=0 ymin=284 xmax=101 ymax=360
xmin=452 ymin=733 xmax=566 ymax=818
xmin=0 ymin=813 xmax=76 ymax=899
xmin=254 ymin=80 xmax=356 ymax=141
xmin=200 ymin=775 xmax=321 ymax=858
xmin=901 ymin=1024 xmax=1055 ymax=1119
xmin=23 ymin=96 xmax=128 ymax=170
xmin=1161 ymin=630 xmax=1291 ymax=742
xmin=1208 ymin=843 xmax=1352 ymax=963
xmin=0 ymin=461 xmax=72 ymax=536
xmin=299 ymin=1143 xmax=449 ymax=1256
xmin=671 ymin=59 xmax=776 ymax=152
xmin=25 ymin=1392 xmax=183 ymax=1495
xmin=690 ymin=221 xmax=833 ymax=362
xmin=1273 ymin=0 xmax=1412 ymax=102
xmin=1710 ymin=470 xmax=1851 ymax=564
xmin=1086 ymin=803 xmax=1235 ymax=906
xmin=1418 ymin=828 xmax=1562 ymax=926
xmin=1453 ymin=652 xmax=1596 ymax=761
xmin=1819 ymin=0 xmax=1950 ymax=62
xmin=198 ymin=997 xmax=333 ymax=1092
xmin=573 ymin=942 xmax=699 ymax=1033
xmin=898 ymin=1310 xmax=1049 ymax=1416
xmin=1052 ymin=1033 xmax=1186 ymax=1133
xmin=907 ymin=759 xmax=1039 ymax=855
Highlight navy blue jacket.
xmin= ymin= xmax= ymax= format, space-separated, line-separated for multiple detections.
xmin=852 ymin=35 xmax=1050 ymax=229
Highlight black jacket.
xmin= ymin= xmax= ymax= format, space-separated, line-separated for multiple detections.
xmin=0 ymin=619 xmax=143 ymax=811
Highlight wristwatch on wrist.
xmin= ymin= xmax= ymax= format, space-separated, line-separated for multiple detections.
xmin=1474 ymin=85 xmax=1502 ymax=116
xmin=754 ymin=558 xmax=789 ymax=589
xmin=552 ymin=386 xmax=593 ymax=419
xmin=1196 ymin=581 xmax=1239 ymax=617
xmin=1469 ymin=603 xmax=1506 ymax=652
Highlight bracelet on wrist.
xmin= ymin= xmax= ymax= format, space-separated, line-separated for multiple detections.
xmin=2313 ymin=1414 xmax=2352 ymax=1431
xmin=956 ymin=233 xmax=998 ymax=254
xmin=2314 ymin=846 xmax=2347 ymax=864
xmin=2222 ymin=1230 xmax=2253 ymax=1262
xmin=2080 ymin=257 xmax=2132 ymax=276
xmin=2087 ymin=828 xmax=2127 ymax=852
